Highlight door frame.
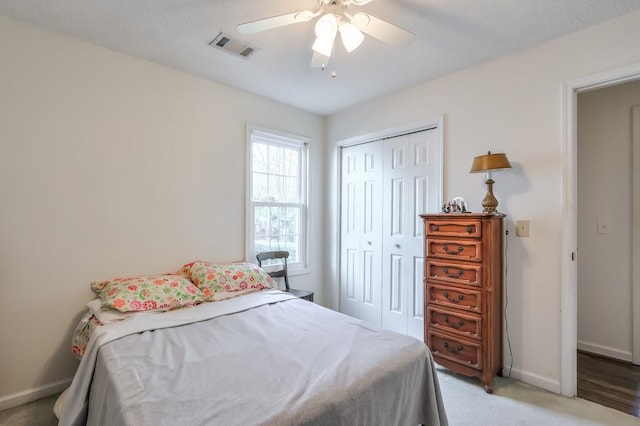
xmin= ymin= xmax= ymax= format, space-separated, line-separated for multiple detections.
xmin=561 ymin=61 xmax=640 ymax=396
xmin=331 ymin=116 xmax=445 ymax=312
xmin=633 ymin=105 xmax=640 ymax=365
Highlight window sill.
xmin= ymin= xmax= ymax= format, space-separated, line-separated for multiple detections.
xmin=288 ymin=268 xmax=309 ymax=277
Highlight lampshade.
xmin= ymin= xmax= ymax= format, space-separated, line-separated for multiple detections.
xmin=469 ymin=151 xmax=512 ymax=173
xmin=339 ymin=22 xmax=364 ymax=52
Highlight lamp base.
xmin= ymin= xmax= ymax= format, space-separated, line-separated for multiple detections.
xmin=481 ymin=178 xmax=499 ymax=214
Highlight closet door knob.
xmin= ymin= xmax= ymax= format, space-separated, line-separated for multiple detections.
xmin=395 ymin=244 xmax=401 ymax=249
xmin=367 ymin=241 xmax=372 ymax=245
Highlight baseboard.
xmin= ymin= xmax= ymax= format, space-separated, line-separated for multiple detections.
xmin=0 ymin=378 xmax=71 ymax=412
xmin=577 ymin=340 xmax=632 ymax=362
xmin=505 ymin=367 xmax=561 ymax=394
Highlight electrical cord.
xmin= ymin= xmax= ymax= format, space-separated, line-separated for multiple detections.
xmin=503 ymin=226 xmax=513 ymax=378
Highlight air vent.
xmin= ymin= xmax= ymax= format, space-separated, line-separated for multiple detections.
xmin=210 ymin=32 xmax=256 ymax=58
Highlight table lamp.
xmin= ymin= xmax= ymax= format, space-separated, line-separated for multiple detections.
xmin=469 ymin=151 xmax=512 ymax=213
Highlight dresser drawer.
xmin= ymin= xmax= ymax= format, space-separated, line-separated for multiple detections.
xmin=426 ymin=238 xmax=482 ymax=262
xmin=426 ymin=282 xmax=482 ymax=313
xmin=425 ymin=219 xmax=481 ymax=238
xmin=427 ymin=306 xmax=482 ymax=340
xmin=426 ymin=260 xmax=482 ymax=287
xmin=428 ymin=330 xmax=482 ymax=371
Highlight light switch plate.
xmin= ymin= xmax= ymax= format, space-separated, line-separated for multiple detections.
xmin=516 ymin=220 xmax=530 ymax=237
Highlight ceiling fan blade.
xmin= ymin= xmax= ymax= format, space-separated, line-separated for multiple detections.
xmin=310 ymin=51 xmax=331 ymax=69
xmin=353 ymin=12 xmax=414 ymax=47
xmin=237 ymin=10 xmax=314 ymax=35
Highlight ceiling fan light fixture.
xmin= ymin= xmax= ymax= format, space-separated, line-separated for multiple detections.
xmin=314 ymin=13 xmax=338 ymax=39
xmin=312 ymin=35 xmax=334 ymax=57
xmin=339 ymin=22 xmax=364 ymax=52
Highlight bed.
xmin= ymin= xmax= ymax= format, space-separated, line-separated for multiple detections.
xmin=59 ymin=269 xmax=447 ymax=426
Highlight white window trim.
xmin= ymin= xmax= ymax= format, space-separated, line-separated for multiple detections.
xmin=245 ymin=123 xmax=310 ymax=275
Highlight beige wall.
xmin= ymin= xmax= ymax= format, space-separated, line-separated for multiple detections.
xmin=0 ymin=15 xmax=325 ymax=408
xmin=577 ymin=80 xmax=640 ymax=360
xmin=325 ymin=10 xmax=640 ymax=392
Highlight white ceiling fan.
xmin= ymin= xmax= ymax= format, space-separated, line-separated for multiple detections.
xmin=236 ymin=0 xmax=415 ymax=71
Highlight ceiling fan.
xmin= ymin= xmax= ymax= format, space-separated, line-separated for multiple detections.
xmin=236 ymin=0 xmax=415 ymax=70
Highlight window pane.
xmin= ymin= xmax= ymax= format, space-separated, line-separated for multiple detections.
xmin=283 ymin=176 xmax=299 ymax=203
xmin=268 ymin=145 xmax=283 ymax=175
xmin=252 ymin=172 xmax=269 ymax=202
xmin=283 ymin=149 xmax=299 ymax=177
xmin=252 ymin=143 xmax=269 ymax=173
xmin=253 ymin=205 xmax=300 ymax=263
xmin=268 ymin=175 xmax=283 ymax=202
xmin=254 ymin=205 xmax=270 ymax=254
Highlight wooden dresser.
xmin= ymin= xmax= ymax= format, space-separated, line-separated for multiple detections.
xmin=420 ymin=213 xmax=504 ymax=393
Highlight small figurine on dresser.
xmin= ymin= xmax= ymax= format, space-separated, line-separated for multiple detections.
xmin=442 ymin=196 xmax=469 ymax=213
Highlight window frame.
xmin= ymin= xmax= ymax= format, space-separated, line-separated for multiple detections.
xmin=245 ymin=124 xmax=310 ymax=275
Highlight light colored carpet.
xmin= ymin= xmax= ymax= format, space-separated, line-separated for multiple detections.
xmin=1 ymin=369 xmax=639 ymax=425
xmin=0 ymin=393 xmax=58 ymax=426
xmin=437 ymin=366 xmax=640 ymax=425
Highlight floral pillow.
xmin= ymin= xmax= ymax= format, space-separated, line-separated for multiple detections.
xmin=90 ymin=274 xmax=205 ymax=313
xmin=178 ymin=261 xmax=277 ymax=300
xmin=72 ymin=310 xmax=101 ymax=360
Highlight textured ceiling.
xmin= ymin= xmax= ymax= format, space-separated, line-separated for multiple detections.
xmin=2 ymin=0 xmax=640 ymax=115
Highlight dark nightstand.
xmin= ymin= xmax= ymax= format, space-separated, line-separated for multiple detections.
xmin=288 ymin=288 xmax=314 ymax=302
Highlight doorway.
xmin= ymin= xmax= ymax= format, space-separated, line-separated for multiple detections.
xmin=576 ymin=82 xmax=640 ymax=362
xmin=574 ymin=80 xmax=640 ymax=416
xmin=561 ymin=62 xmax=640 ymax=397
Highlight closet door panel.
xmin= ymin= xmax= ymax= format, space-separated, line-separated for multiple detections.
xmin=382 ymin=130 xmax=440 ymax=339
xmin=340 ymin=142 xmax=383 ymax=325
xmin=382 ymin=136 xmax=411 ymax=334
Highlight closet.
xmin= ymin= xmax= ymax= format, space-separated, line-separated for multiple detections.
xmin=339 ymin=128 xmax=442 ymax=339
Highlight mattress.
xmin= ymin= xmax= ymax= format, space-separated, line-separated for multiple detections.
xmin=60 ymin=290 xmax=447 ymax=425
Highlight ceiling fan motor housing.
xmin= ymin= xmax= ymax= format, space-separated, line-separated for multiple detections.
xmin=320 ymin=0 xmax=373 ymax=7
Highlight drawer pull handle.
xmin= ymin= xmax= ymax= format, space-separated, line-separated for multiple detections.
xmin=432 ymin=224 xmax=440 ymax=231
xmin=442 ymin=245 xmax=463 ymax=255
xmin=442 ymin=291 xmax=464 ymax=303
xmin=442 ymin=315 xmax=464 ymax=328
xmin=442 ymin=267 xmax=464 ymax=278
xmin=466 ymin=226 xmax=474 ymax=234
xmin=443 ymin=342 xmax=464 ymax=353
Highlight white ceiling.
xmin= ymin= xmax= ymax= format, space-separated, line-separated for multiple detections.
xmin=2 ymin=0 xmax=640 ymax=115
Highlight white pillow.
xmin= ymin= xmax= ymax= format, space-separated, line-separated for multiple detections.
xmin=86 ymin=299 xmax=131 ymax=324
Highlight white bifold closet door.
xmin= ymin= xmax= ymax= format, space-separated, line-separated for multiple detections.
xmin=339 ymin=141 xmax=384 ymax=327
xmin=340 ymin=128 xmax=441 ymax=340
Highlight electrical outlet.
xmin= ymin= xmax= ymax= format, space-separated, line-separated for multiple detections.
xmin=516 ymin=220 xmax=530 ymax=237
xmin=597 ymin=219 xmax=610 ymax=235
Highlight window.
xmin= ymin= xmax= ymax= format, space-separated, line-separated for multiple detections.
xmin=246 ymin=125 xmax=309 ymax=272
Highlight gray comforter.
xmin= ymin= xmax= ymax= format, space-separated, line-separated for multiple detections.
xmin=61 ymin=290 xmax=447 ymax=425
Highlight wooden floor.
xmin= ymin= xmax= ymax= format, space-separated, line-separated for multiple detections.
xmin=577 ymin=351 xmax=640 ymax=417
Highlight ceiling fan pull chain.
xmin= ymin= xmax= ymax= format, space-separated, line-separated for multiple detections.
xmin=331 ymin=35 xmax=338 ymax=78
